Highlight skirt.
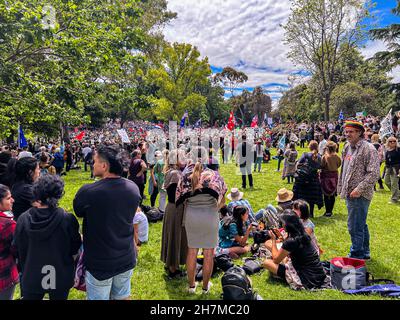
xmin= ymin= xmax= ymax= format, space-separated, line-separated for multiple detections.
xmin=184 ymin=194 xmax=219 ymax=249
xmin=160 ymin=202 xmax=188 ymax=268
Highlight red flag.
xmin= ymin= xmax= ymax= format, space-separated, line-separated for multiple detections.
xmin=251 ymin=115 xmax=258 ymax=128
xmin=227 ymin=111 xmax=235 ymax=131
xmin=75 ymin=131 xmax=85 ymax=141
xmin=128 ymin=128 xmax=134 ymax=133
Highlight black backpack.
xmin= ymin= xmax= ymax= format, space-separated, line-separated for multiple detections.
xmin=221 ymin=266 xmax=257 ymax=300
xmin=144 ymin=208 xmax=164 ymax=223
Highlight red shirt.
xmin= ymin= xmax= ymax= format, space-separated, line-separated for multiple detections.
xmin=0 ymin=211 xmax=19 ymax=291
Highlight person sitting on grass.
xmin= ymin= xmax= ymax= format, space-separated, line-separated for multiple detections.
xmin=226 ymin=188 xmax=256 ymax=222
xmin=217 ymin=206 xmax=253 ymax=259
xmin=262 ymin=211 xmax=328 ymax=290
xmin=292 ymin=199 xmax=323 ymax=256
xmin=133 ymin=207 xmax=149 ymax=248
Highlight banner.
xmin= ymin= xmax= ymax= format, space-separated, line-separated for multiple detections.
xmin=75 ymin=131 xmax=85 ymax=142
xmin=180 ymin=111 xmax=188 ymax=128
xmin=379 ymin=109 xmax=393 ymax=140
xmin=117 ymin=129 xmax=131 ymax=144
xmin=278 ymin=134 xmax=286 ymax=151
xmin=339 ymin=110 xmax=344 ymax=121
xmin=267 ymin=117 xmax=273 ymax=125
xmin=356 ymin=111 xmax=366 ymax=118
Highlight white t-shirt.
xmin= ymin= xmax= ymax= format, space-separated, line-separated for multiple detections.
xmin=133 ymin=211 xmax=149 ymax=243
xmin=82 ymin=147 xmax=92 ymax=159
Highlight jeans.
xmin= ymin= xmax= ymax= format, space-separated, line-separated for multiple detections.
xmin=85 ymin=269 xmax=133 ymax=300
xmin=254 ymin=157 xmax=263 ymax=172
xmin=346 ymin=197 xmax=371 ymax=259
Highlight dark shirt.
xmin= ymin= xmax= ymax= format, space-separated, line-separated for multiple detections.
xmin=73 ymin=177 xmax=141 ymax=280
xmin=385 ymin=148 xmax=400 ymax=168
xmin=129 ymin=159 xmax=145 ymax=185
xmin=282 ymin=237 xmax=326 ymax=289
xmin=11 ymin=182 xmax=35 ymax=221
xmin=13 ymin=207 xmax=81 ymax=294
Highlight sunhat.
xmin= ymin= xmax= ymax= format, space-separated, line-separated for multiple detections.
xmin=275 ymin=188 xmax=294 ymax=202
xmin=227 ymin=188 xmax=244 ymax=201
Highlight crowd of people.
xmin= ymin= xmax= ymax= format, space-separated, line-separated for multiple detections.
xmin=0 ymin=113 xmax=399 ymax=300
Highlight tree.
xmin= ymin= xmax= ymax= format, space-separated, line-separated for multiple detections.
xmin=213 ymin=67 xmax=248 ymax=97
xmin=283 ymin=0 xmax=370 ymax=121
xmin=148 ymin=43 xmax=211 ymax=121
xmin=370 ymin=0 xmax=400 ymax=110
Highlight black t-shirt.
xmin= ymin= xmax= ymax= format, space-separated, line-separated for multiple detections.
xmin=385 ymin=148 xmax=400 ymax=168
xmin=73 ymin=177 xmax=141 ymax=280
xmin=282 ymin=237 xmax=326 ymax=289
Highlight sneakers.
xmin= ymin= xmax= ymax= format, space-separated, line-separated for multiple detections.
xmin=188 ymin=282 xmax=198 ymax=294
xmin=202 ymin=282 xmax=213 ymax=294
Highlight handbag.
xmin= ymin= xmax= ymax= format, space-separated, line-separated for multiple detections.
xmin=242 ymin=257 xmax=262 ymax=275
xmin=330 ymin=257 xmax=367 ymax=290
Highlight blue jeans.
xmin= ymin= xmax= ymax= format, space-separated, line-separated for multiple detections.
xmin=346 ymin=197 xmax=371 ymax=259
xmin=85 ymin=269 xmax=133 ymax=300
xmin=254 ymin=157 xmax=263 ymax=172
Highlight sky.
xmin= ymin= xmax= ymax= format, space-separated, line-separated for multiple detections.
xmin=162 ymin=0 xmax=400 ymax=107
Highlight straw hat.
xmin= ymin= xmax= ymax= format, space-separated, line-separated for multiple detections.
xmin=227 ymin=188 xmax=244 ymax=201
xmin=275 ymin=188 xmax=294 ymax=202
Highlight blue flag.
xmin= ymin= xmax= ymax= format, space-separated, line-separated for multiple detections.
xmin=180 ymin=111 xmax=188 ymax=128
xmin=195 ymin=119 xmax=201 ymax=128
xmin=339 ymin=110 xmax=344 ymax=121
xmin=278 ymin=134 xmax=286 ymax=151
xmin=19 ymin=125 xmax=28 ymax=148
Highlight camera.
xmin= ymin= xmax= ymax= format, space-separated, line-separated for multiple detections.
xmin=253 ymin=230 xmax=270 ymax=244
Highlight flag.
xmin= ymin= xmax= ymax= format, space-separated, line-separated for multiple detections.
xmin=379 ymin=109 xmax=393 ymax=140
xmin=338 ymin=110 xmax=344 ymax=121
xmin=278 ymin=134 xmax=286 ymax=151
xmin=227 ymin=111 xmax=235 ymax=131
xmin=19 ymin=125 xmax=28 ymax=148
xmin=75 ymin=131 xmax=85 ymax=141
xmin=180 ymin=111 xmax=188 ymax=128
xmin=251 ymin=115 xmax=258 ymax=128
xmin=195 ymin=119 xmax=202 ymax=128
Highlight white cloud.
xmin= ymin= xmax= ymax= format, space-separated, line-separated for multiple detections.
xmin=163 ymin=0 xmax=299 ymax=93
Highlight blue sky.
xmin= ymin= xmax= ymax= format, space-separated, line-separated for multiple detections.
xmin=163 ymin=0 xmax=399 ymax=106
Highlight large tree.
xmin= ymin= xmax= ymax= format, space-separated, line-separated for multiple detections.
xmin=148 ymin=43 xmax=211 ymax=121
xmin=283 ymin=0 xmax=370 ymax=121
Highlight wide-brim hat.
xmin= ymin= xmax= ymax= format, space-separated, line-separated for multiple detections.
xmin=344 ymin=120 xmax=365 ymax=132
xmin=275 ymin=188 xmax=294 ymax=202
xmin=227 ymin=188 xmax=244 ymax=201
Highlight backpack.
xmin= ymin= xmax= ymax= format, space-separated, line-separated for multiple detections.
xmin=144 ymin=208 xmax=164 ymax=223
xmin=221 ymin=266 xmax=257 ymax=300
xmin=287 ymin=151 xmax=297 ymax=164
xmin=214 ymin=254 xmax=234 ymax=272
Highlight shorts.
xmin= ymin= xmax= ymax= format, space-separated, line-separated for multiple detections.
xmin=277 ymin=264 xmax=287 ymax=280
xmin=85 ymin=269 xmax=133 ymax=300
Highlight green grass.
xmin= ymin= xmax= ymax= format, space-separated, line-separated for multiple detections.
xmin=14 ymin=146 xmax=400 ymax=300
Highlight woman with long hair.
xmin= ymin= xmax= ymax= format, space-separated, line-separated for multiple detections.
xmin=10 ymin=157 xmax=40 ymax=221
xmin=320 ymin=141 xmax=342 ymax=217
xmin=217 ymin=206 xmax=252 ymax=259
xmin=282 ymin=142 xmax=298 ymax=184
xmin=0 ymin=184 xmax=18 ymax=300
xmin=160 ymin=149 xmax=188 ymax=279
xmin=292 ymin=141 xmax=323 ymax=218
xmin=263 ymin=211 xmax=328 ymax=290
xmin=176 ymin=147 xmax=227 ymax=294
xmin=384 ymin=136 xmax=400 ymax=204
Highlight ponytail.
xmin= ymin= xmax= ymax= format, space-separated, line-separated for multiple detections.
xmin=191 ymin=161 xmax=203 ymax=194
xmin=308 ymin=140 xmax=319 ymax=161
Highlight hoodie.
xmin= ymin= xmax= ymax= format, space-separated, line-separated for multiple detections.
xmin=13 ymin=207 xmax=81 ymax=294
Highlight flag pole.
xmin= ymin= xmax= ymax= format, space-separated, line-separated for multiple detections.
xmin=17 ymin=121 xmax=20 ymax=149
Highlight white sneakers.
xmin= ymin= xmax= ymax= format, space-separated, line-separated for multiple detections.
xmin=188 ymin=281 xmax=213 ymax=294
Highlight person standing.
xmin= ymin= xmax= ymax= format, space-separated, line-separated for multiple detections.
xmin=0 ymin=185 xmax=18 ymax=300
xmin=320 ymin=141 xmax=342 ymax=217
xmin=236 ymin=135 xmax=254 ymax=189
xmin=282 ymin=142 xmax=298 ymax=184
xmin=129 ymin=150 xmax=147 ymax=203
xmin=383 ymin=137 xmax=400 ymax=204
xmin=13 ymin=175 xmax=81 ymax=300
xmin=371 ymin=134 xmax=385 ymax=190
xmin=73 ymin=145 xmax=141 ymax=300
xmin=337 ymin=120 xmax=380 ymax=260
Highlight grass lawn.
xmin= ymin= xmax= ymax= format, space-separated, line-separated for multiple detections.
xmin=14 ymin=146 xmax=400 ymax=300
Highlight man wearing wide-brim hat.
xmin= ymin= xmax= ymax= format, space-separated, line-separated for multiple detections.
xmin=226 ymin=188 xmax=256 ymax=222
xmin=337 ymin=119 xmax=380 ymax=260
xmin=275 ymin=188 xmax=294 ymax=214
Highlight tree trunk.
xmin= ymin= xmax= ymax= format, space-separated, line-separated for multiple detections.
xmin=324 ymin=92 xmax=330 ymax=121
